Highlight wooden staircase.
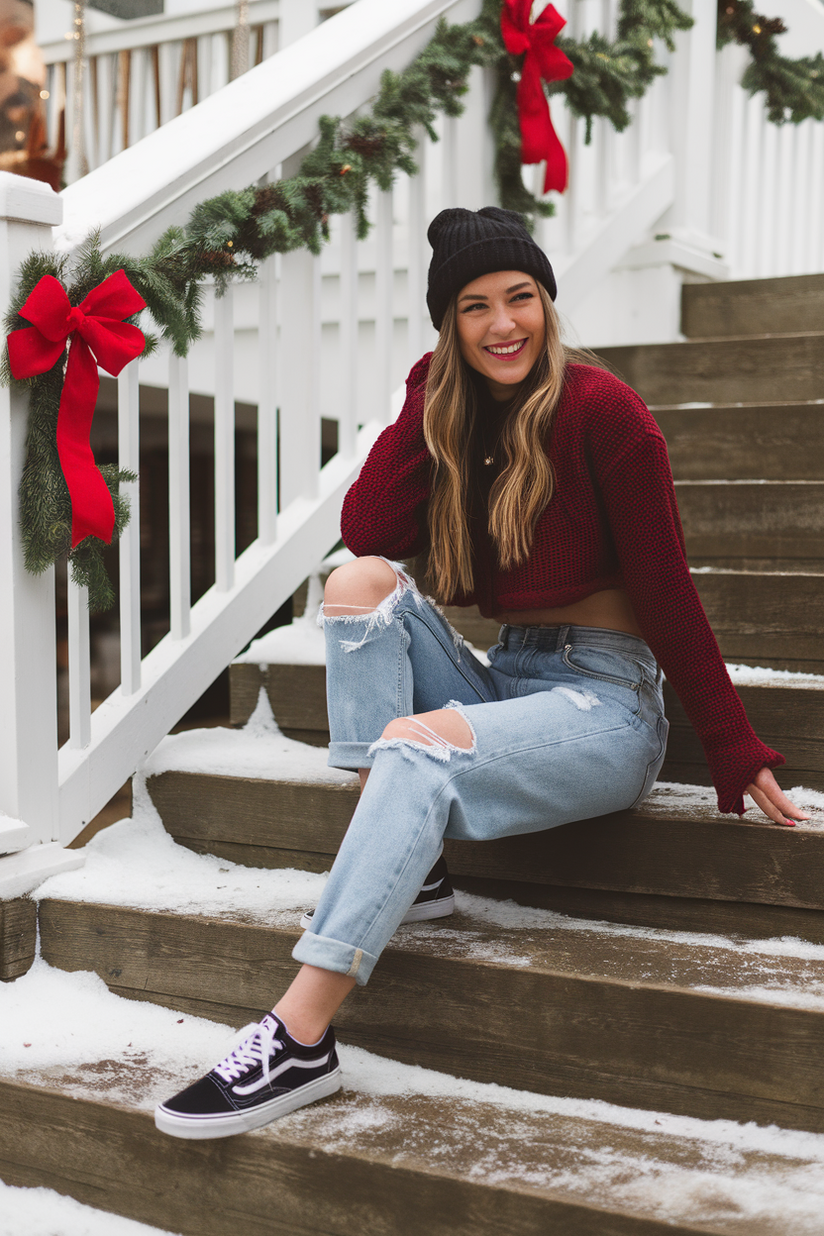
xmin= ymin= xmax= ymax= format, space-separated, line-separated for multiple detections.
xmin=2 ymin=274 xmax=824 ymax=1234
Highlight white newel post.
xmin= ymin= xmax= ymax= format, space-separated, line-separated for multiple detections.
xmin=0 ymin=173 xmax=84 ymax=897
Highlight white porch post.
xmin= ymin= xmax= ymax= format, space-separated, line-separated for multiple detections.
xmin=0 ymin=173 xmax=84 ymax=897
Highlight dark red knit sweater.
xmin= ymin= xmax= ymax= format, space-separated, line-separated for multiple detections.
xmin=341 ymin=354 xmax=784 ymax=814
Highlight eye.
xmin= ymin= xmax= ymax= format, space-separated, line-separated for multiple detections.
xmin=511 ymin=291 xmax=534 ymax=302
xmin=460 ymin=301 xmax=487 ymax=313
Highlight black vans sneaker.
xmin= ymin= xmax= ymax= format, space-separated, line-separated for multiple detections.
xmin=300 ymin=854 xmax=455 ymax=930
xmin=154 ymin=1013 xmax=341 ymax=1139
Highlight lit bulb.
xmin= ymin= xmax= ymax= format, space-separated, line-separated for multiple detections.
xmin=40 ymin=89 xmax=50 ymax=99
xmin=753 ymin=23 xmax=761 ymax=32
xmin=15 ymin=131 xmax=24 ymax=141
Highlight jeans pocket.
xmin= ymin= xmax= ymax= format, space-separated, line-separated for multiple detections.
xmin=561 ymin=644 xmax=644 ymax=691
xmin=630 ymin=713 xmax=670 ymax=808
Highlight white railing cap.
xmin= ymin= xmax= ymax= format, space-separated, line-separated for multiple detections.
xmin=57 ymin=0 xmax=477 ymax=257
xmin=0 ymin=172 xmax=63 ymax=226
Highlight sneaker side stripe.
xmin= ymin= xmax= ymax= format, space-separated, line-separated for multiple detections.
xmin=232 ymin=1050 xmax=334 ymax=1096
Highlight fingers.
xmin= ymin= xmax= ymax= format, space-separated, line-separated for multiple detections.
xmin=746 ymin=782 xmax=795 ymax=826
xmin=746 ymin=767 xmax=812 ymax=826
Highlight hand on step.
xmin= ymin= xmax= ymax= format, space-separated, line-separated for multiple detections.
xmin=745 ymin=767 xmax=811 ymax=827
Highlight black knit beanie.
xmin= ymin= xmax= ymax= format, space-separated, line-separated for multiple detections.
xmin=426 ymin=206 xmax=557 ymax=331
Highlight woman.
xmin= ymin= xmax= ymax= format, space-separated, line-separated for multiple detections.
xmin=155 ymin=207 xmax=808 ymax=1139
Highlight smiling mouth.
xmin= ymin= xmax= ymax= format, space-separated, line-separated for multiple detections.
xmin=484 ymin=339 xmax=527 ymax=357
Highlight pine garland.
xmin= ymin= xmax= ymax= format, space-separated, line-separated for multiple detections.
xmin=4 ymin=0 xmax=823 ymax=610
xmin=717 ymin=0 xmax=824 ymax=123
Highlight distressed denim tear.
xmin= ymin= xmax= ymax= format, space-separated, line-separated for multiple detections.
xmin=318 ymin=559 xmax=425 ymax=652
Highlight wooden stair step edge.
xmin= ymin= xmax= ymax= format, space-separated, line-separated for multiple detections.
xmin=0 ymin=896 xmax=37 ymax=981
xmin=681 ymin=273 xmax=824 ymax=340
xmin=228 ymin=661 xmax=824 ymax=791
xmin=653 ymin=402 xmax=824 ymax=482
xmin=147 ymin=770 xmax=824 ymax=940
xmin=595 ymin=333 xmax=824 ymax=407
xmin=36 ymin=897 xmax=824 ymax=1134
xmin=4 ymin=1049 xmax=814 ymax=1236
xmin=673 ymin=481 xmax=824 ymax=560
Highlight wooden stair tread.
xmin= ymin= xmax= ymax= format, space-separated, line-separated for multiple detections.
xmin=146 ymin=767 xmax=824 ymax=913
xmin=5 ymin=1048 xmax=820 ymax=1236
xmin=37 ymin=899 xmax=824 ymax=1131
xmin=651 ymin=401 xmax=824 ymax=482
xmin=595 ymin=333 xmax=824 ymax=406
xmin=681 ymin=273 xmax=824 ymax=338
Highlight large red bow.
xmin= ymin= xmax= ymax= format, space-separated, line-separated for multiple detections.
xmin=501 ymin=0 xmax=574 ymax=194
xmin=8 ymin=269 xmax=146 ymax=548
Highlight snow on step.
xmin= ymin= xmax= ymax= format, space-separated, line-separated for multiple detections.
xmin=31 ymin=781 xmax=824 ymax=1010
xmin=2 ymin=961 xmax=824 ymax=1236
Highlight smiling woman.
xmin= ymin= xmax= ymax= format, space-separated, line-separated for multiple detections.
xmin=154 ymin=205 xmax=809 ymax=1143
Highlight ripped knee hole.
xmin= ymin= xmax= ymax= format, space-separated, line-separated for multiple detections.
xmin=380 ymin=710 xmax=475 ymax=752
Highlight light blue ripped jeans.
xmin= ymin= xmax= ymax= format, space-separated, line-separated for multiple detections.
xmin=292 ymin=564 xmax=669 ymax=985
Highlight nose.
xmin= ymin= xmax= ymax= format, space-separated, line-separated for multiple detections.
xmin=488 ymin=302 xmax=517 ymax=337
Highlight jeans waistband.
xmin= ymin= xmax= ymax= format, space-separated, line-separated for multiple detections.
xmin=498 ymin=623 xmax=658 ymax=668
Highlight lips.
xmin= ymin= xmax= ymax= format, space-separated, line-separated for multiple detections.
xmin=483 ymin=338 xmax=527 ymax=358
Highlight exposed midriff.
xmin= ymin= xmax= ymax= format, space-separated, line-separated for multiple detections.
xmin=492 ymin=587 xmax=643 ymax=637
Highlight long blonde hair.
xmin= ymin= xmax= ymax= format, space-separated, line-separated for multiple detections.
xmin=422 ymin=285 xmax=569 ymax=600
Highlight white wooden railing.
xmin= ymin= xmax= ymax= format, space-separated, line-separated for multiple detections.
xmin=1 ymin=0 xmax=823 ymax=894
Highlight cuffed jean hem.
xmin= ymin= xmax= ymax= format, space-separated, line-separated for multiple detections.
xmin=328 ymin=740 xmax=374 ymax=771
xmin=292 ymin=929 xmax=379 ymax=986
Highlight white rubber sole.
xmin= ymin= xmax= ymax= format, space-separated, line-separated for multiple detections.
xmin=154 ymin=1067 xmax=342 ymax=1139
xmin=299 ymin=893 xmax=455 ymax=931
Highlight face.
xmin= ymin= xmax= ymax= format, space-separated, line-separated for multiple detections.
xmin=455 ymin=270 xmax=546 ymax=401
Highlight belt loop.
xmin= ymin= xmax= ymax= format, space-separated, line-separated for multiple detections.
xmin=557 ymin=624 xmax=569 ymax=650
xmin=499 ymin=623 xmax=510 ymax=649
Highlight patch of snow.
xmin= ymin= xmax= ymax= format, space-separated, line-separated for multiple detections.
xmin=33 ymin=766 xmax=330 ymax=924
xmin=142 ymin=691 xmax=355 ymax=785
xmin=0 ymin=959 xmax=232 ymax=1084
xmin=453 ymin=889 xmax=824 ymax=962
xmin=0 ymin=1181 xmax=181 ymax=1236
xmin=725 ymin=663 xmax=824 ymax=688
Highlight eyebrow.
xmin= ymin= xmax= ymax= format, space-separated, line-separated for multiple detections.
xmin=458 ymin=281 xmax=532 ymax=302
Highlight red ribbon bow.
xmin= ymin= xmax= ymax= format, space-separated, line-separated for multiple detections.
xmin=8 ymin=269 xmax=146 ymax=548
xmin=501 ymin=0 xmax=574 ymax=194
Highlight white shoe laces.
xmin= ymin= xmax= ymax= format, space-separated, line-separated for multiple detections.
xmin=213 ymin=1019 xmax=283 ymax=1086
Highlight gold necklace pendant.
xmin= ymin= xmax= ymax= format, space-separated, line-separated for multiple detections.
xmin=483 ymin=454 xmax=495 ymax=466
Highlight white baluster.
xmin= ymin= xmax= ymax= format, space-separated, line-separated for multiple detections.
xmin=337 ymin=212 xmax=358 ymax=458
xmin=168 ymin=352 xmax=191 ymax=640
xmin=118 ymin=362 xmax=141 ymax=695
xmin=279 ymin=247 xmax=321 ymax=508
xmin=441 ymin=114 xmax=458 ymax=208
xmin=374 ymin=189 xmax=394 ymax=421
xmin=258 ymin=254 xmax=278 ymax=543
xmin=810 ymin=122 xmax=824 ymax=273
xmin=214 ymin=284 xmax=235 ymax=591
xmin=791 ymin=123 xmax=812 ymax=276
xmin=67 ymin=577 xmax=91 ymax=750
xmin=407 ymin=137 xmax=426 ymax=366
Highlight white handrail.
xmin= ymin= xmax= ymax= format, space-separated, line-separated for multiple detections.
xmin=57 ymin=0 xmax=480 ymax=255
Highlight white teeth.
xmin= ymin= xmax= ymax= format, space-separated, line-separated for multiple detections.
xmin=486 ymin=341 xmax=524 ymax=355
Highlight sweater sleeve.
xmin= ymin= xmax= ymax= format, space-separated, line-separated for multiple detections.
xmin=590 ymin=384 xmax=784 ymax=815
xmin=340 ymin=354 xmax=433 ymax=560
